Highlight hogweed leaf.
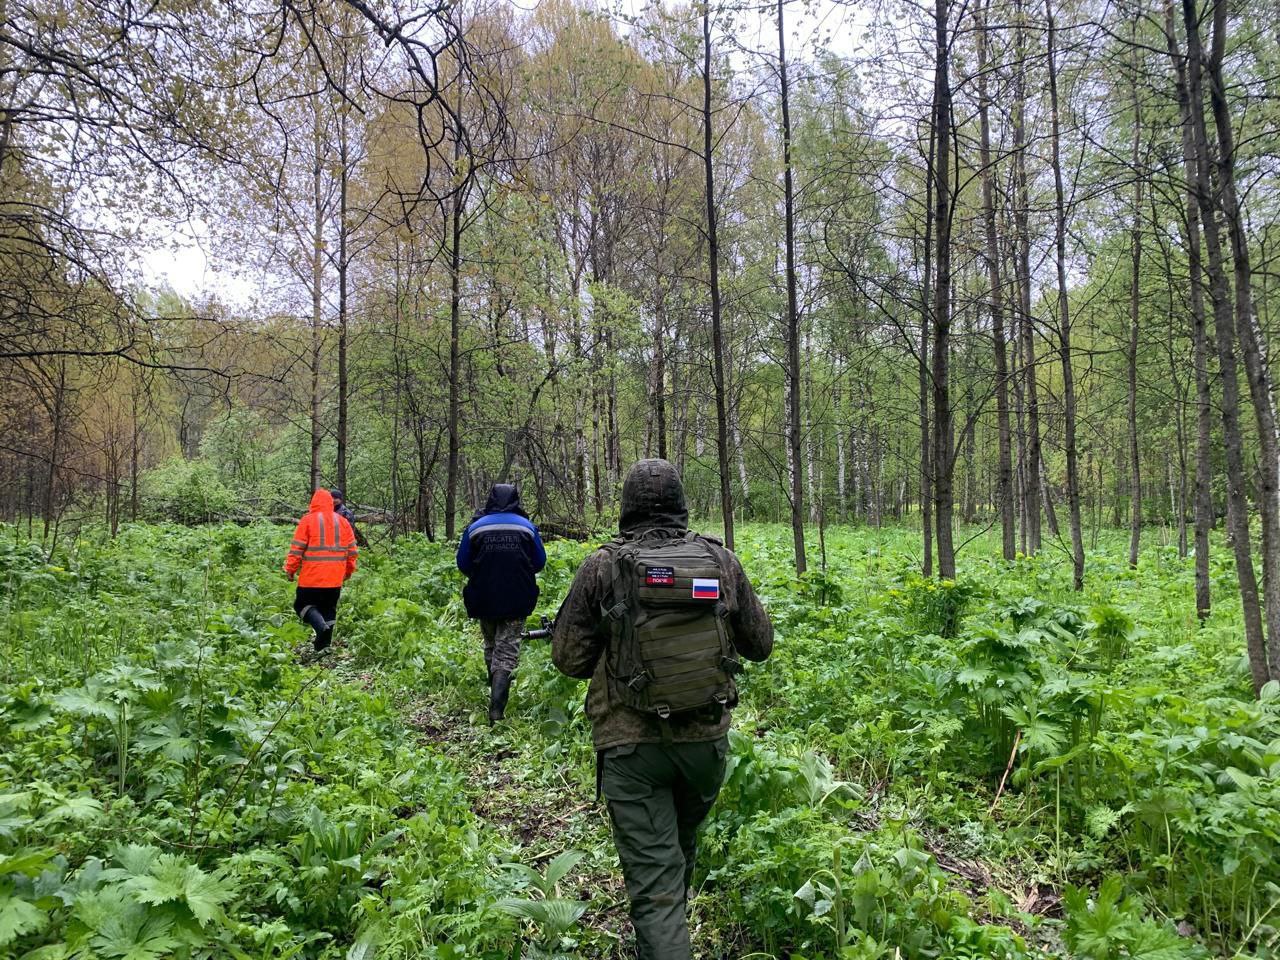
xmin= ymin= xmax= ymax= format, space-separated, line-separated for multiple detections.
xmin=39 ymin=796 xmax=103 ymax=826
xmin=53 ymin=687 xmax=115 ymax=721
xmin=127 ymin=854 xmax=236 ymax=926
xmin=1123 ymin=922 xmax=1193 ymax=960
xmin=0 ymin=894 xmax=48 ymax=947
xmin=0 ymin=849 xmax=56 ymax=877
xmin=105 ymin=845 xmax=160 ymax=881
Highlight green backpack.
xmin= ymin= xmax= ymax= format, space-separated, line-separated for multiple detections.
xmin=600 ymin=532 xmax=742 ymax=719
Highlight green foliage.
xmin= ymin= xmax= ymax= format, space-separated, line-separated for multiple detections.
xmin=0 ymin=523 xmax=505 ymax=958
xmin=1087 ymin=604 xmax=1139 ymax=668
xmin=1064 ymin=877 xmax=1204 ymax=960
xmin=899 ymin=575 xmax=976 ymax=638
xmin=496 ymin=852 xmax=588 ymax=957
xmin=3 ymin=520 xmax=1278 ymax=958
xmin=140 ymin=459 xmax=239 ymax=524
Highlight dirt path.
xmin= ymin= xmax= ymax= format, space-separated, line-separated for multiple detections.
xmin=332 ymin=651 xmax=1055 ymax=959
xmin=403 ymin=698 xmax=634 ymax=958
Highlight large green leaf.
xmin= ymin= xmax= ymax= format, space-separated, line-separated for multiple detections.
xmin=540 ymin=851 xmax=584 ymax=892
xmin=0 ymin=895 xmax=48 ymax=947
xmin=52 ymin=686 xmax=115 ymax=721
xmin=0 ymin=849 xmax=56 ymax=878
xmin=129 ymin=855 xmax=236 ymax=926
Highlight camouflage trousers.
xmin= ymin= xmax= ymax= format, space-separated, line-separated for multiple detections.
xmin=481 ymin=618 xmax=524 ymax=675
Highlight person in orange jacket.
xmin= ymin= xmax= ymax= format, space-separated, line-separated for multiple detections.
xmin=284 ymin=488 xmax=358 ymax=656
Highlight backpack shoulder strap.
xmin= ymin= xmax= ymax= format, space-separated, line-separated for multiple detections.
xmin=600 ymin=538 xmax=635 ymax=623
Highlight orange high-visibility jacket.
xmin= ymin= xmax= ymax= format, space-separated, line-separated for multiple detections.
xmin=284 ymin=489 xmax=358 ymax=588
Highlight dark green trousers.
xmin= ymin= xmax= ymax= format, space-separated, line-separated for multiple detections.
xmin=601 ymin=737 xmax=729 ymax=960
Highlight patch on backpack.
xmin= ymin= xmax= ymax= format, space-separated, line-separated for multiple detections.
xmin=645 ymin=565 xmax=675 ymax=586
xmin=691 ymin=577 xmax=720 ymax=600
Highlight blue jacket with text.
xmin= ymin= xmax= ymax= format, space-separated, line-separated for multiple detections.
xmin=456 ymin=484 xmax=546 ymax=621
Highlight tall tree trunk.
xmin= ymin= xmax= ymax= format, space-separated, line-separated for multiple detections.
xmin=1180 ymin=0 xmax=1268 ymax=690
xmin=1159 ymin=228 xmax=1192 ymax=559
xmin=310 ymin=98 xmax=324 ymax=496
xmin=1204 ymin=0 xmax=1280 ymax=681
xmin=1045 ymin=0 xmax=1085 ymax=589
xmin=390 ymin=247 xmax=404 ymax=536
xmin=931 ymin=0 xmax=956 ymax=579
xmin=978 ymin=1 xmax=1016 ymax=560
xmin=42 ymin=361 xmax=66 ymax=543
xmin=592 ymin=394 xmax=604 ymax=515
xmin=1042 ymin=464 xmax=1061 ymax=537
xmin=702 ymin=3 xmax=735 ymax=549
xmin=779 ymin=0 xmax=806 ymax=573
xmin=1163 ymin=0 xmax=1213 ymax=620
xmin=654 ymin=296 xmax=668 ymax=459
xmin=835 ymin=376 xmax=848 ymax=520
xmin=336 ymin=111 xmax=350 ymax=496
xmin=1013 ymin=0 xmax=1042 ymax=554
xmin=920 ymin=123 xmax=936 ymax=577
xmin=1011 ymin=239 xmax=1029 ymax=553
xmin=1127 ymin=36 xmax=1144 ymax=570
xmin=444 ymin=135 xmax=465 ymax=541
xmin=129 ymin=386 xmax=140 ymax=522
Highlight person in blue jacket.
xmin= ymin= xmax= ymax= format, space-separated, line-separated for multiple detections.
xmin=456 ymin=483 xmax=547 ymax=723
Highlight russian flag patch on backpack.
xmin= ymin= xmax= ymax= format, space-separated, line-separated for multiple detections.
xmin=691 ymin=577 xmax=720 ymax=600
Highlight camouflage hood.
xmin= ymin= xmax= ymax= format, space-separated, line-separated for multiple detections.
xmin=619 ymin=459 xmax=688 ymax=537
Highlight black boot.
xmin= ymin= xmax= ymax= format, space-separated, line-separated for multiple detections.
xmin=488 ymin=670 xmax=512 ymax=725
xmin=300 ymin=606 xmax=331 ymax=652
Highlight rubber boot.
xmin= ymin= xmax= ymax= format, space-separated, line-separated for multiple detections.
xmin=300 ymin=606 xmax=330 ymax=652
xmin=488 ymin=670 xmax=512 ymax=725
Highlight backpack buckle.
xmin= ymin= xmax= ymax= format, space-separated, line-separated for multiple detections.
xmin=655 ymin=704 xmax=671 ymax=719
xmin=721 ymin=656 xmax=742 ymax=676
xmin=626 ymin=672 xmax=651 ymax=691
xmin=604 ymin=601 xmax=628 ymax=622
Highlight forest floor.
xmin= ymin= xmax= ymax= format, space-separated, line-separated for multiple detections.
xmin=3 ymin=521 xmax=1275 ymax=959
xmin=321 ymin=638 xmax=1047 ymax=959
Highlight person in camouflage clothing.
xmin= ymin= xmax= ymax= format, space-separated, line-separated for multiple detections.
xmin=552 ymin=459 xmax=773 ymax=960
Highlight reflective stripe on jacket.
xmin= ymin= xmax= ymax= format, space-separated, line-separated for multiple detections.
xmin=284 ymin=489 xmax=358 ymax=588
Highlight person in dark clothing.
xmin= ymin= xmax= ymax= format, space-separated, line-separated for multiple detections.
xmin=456 ymin=483 xmax=546 ymax=723
xmin=330 ymin=489 xmax=366 ymax=547
xmin=551 ymin=459 xmax=773 ymax=960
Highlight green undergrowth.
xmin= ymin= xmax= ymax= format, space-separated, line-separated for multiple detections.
xmin=2 ymin=521 xmax=1277 ymax=958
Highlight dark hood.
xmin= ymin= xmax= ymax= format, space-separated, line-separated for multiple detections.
xmin=481 ymin=483 xmax=528 ymax=518
xmin=619 ymin=459 xmax=688 ymax=537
